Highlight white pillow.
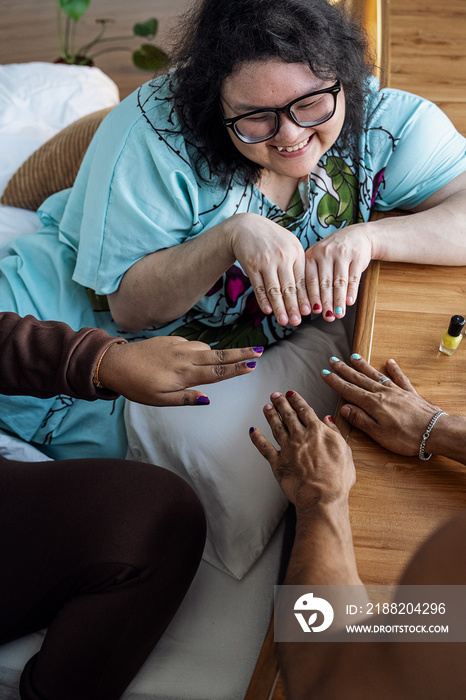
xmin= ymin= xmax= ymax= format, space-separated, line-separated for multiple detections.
xmin=125 ymin=313 xmax=354 ymax=579
xmin=0 ymin=62 xmax=119 ymax=197
xmin=0 ymin=205 xmax=40 ymax=259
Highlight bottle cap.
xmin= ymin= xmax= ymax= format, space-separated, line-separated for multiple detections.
xmin=447 ymin=315 xmax=465 ymax=337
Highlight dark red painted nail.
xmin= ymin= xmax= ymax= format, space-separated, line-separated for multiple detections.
xmin=285 ymin=390 xmax=295 ymax=397
xmin=313 ymin=303 xmax=321 ymax=312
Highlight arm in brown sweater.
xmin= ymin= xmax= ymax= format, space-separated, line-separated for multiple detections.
xmin=0 ymin=312 xmax=120 ymax=401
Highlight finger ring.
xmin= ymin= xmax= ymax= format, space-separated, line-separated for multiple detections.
xmin=378 ymin=376 xmax=391 ymax=384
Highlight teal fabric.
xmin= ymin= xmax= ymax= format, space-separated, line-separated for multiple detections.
xmin=0 ymin=74 xmax=464 ymax=458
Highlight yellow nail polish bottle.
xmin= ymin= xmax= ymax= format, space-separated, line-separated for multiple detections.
xmin=439 ymin=315 xmax=465 ymax=355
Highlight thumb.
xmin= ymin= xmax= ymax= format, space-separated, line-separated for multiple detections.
xmin=340 ymin=403 xmax=376 ymax=435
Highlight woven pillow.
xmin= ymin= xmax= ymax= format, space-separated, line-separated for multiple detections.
xmin=0 ymin=107 xmax=113 ymax=211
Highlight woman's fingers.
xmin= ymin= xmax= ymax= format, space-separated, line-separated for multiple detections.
xmin=264 ymin=264 xmax=308 ymax=326
xmin=305 ymin=248 xmax=337 ymax=322
xmin=346 ymin=261 xmax=363 ymax=308
xmin=304 ymin=257 xmax=324 ymax=316
xmin=331 ymin=259 xmax=349 ymax=319
xmin=304 ymin=228 xmax=372 ymax=321
xmin=294 ymin=262 xmax=312 ymax=317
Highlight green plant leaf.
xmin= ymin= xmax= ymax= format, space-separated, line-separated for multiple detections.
xmin=133 ymin=18 xmax=158 ymax=37
xmin=132 ymin=44 xmax=168 ymax=71
xmin=58 ymin=0 xmax=91 ymax=22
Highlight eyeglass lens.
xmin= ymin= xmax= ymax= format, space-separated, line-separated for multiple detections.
xmin=234 ymin=91 xmax=336 ymax=142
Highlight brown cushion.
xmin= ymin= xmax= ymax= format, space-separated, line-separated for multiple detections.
xmin=0 ymin=107 xmax=113 ymax=211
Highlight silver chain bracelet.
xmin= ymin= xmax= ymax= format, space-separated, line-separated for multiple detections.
xmin=419 ymin=411 xmax=448 ymax=461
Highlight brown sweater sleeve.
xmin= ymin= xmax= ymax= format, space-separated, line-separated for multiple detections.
xmin=0 ymin=312 xmax=124 ymax=401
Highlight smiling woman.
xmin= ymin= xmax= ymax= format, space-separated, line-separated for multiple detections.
xmin=219 ymin=61 xmax=346 ymax=208
xmin=0 ymin=0 xmax=464 ymax=568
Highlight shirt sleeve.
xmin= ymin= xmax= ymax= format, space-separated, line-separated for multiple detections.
xmin=70 ymin=93 xmax=201 ymax=296
xmin=0 ymin=312 xmax=121 ymax=400
xmin=367 ymin=87 xmax=466 ymax=211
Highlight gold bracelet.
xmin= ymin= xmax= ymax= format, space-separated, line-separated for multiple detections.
xmin=92 ymin=340 xmax=127 ymax=389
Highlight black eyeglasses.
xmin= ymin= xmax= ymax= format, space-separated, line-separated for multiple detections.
xmin=222 ymin=81 xmax=341 ymax=144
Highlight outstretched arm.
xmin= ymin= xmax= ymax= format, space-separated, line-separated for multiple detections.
xmin=304 ymin=171 xmax=466 ymax=322
xmin=249 ymin=391 xmax=370 ymax=699
xmin=0 ymin=312 xmax=262 ymax=405
xmin=321 ymin=354 xmax=466 ymax=464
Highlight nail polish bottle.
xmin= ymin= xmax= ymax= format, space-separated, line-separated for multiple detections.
xmin=439 ymin=315 xmax=465 ymax=355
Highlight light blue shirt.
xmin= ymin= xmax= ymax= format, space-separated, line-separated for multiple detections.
xmin=48 ymin=74 xmax=466 ymax=347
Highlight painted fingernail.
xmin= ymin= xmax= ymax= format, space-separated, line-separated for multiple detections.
xmin=326 ymin=415 xmax=335 ymax=423
xmin=313 ymin=303 xmax=321 ymax=312
xmin=195 ymin=396 xmax=210 ymax=405
xmin=285 ymin=390 xmax=295 ymax=397
xmin=330 ymin=356 xmax=340 ymax=362
xmin=325 ymin=310 xmax=334 ymax=318
xmin=322 ymin=369 xmax=331 ymax=375
xmin=271 ymin=391 xmax=281 ymax=399
xmin=253 ymin=346 xmax=264 ymax=353
xmin=246 ymin=361 xmax=257 ymax=368
xmin=335 ymin=306 xmax=343 ymax=315
xmin=249 ymin=426 xmax=255 ymax=434
xmin=351 ymin=353 xmax=362 ymax=360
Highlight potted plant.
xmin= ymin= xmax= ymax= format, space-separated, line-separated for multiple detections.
xmin=55 ymin=0 xmax=169 ymax=71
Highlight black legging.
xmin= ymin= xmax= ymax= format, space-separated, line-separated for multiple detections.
xmin=0 ymin=455 xmax=206 ymax=700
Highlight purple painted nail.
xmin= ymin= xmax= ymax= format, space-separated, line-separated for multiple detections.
xmin=246 ymin=361 xmax=257 ymax=368
xmin=249 ymin=427 xmax=255 ymax=433
xmin=195 ymin=396 xmax=210 ymax=405
xmin=253 ymin=346 xmax=264 ymax=353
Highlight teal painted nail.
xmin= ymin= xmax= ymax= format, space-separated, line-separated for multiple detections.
xmin=351 ymin=353 xmax=362 ymax=360
xmin=330 ymin=356 xmax=340 ymax=362
xmin=322 ymin=369 xmax=331 ymax=375
xmin=335 ymin=306 xmax=343 ymax=315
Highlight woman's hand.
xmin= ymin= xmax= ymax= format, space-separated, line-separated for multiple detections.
xmin=98 ymin=336 xmax=263 ymax=406
xmin=249 ymin=390 xmax=355 ymax=515
xmin=229 ymin=213 xmax=311 ymax=326
xmin=304 ymin=225 xmax=373 ymax=321
xmin=230 ymin=214 xmax=373 ymax=326
xmin=321 ymin=355 xmax=443 ymax=455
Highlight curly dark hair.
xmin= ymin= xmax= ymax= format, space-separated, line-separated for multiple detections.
xmin=167 ymin=0 xmax=375 ymax=185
